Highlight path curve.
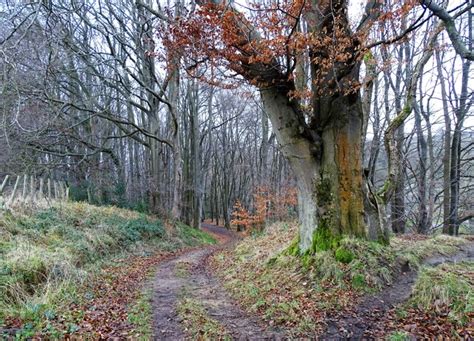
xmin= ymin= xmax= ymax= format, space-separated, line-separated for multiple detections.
xmin=152 ymin=224 xmax=283 ymax=340
xmin=322 ymin=242 xmax=474 ymax=339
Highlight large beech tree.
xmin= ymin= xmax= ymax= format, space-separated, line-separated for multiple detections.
xmin=169 ymin=0 xmax=391 ymax=251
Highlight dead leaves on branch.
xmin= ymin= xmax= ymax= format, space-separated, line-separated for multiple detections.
xmin=159 ymin=1 xmax=363 ymax=95
xmin=231 ymin=186 xmax=297 ymax=233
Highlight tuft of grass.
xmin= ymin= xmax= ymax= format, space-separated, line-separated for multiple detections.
xmin=334 ymin=246 xmax=355 ymax=264
xmin=128 ymin=288 xmax=153 ymax=340
xmin=408 ymin=261 xmax=474 ymax=326
xmin=177 ymin=297 xmax=230 ymax=340
xmin=388 ymin=330 xmax=410 ymax=341
xmin=174 ymin=261 xmax=191 ymax=278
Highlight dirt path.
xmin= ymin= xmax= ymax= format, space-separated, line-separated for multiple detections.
xmin=152 ymin=226 xmax=473 ymax=340
xmin=152 ymin=224 xmax=283 ymax=340
xmin=322 ymin=242 xmax=474 ymax=339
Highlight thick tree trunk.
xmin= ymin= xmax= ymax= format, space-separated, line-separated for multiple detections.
xmin=261 ymin=85 xmax=368 ymax=252
xmin=318 ymin=95 xmax=366 ymax=239
xmin=193 ymin=0 xmax=389 ymax=250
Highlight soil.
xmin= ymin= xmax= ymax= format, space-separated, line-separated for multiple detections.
xmin=322 ymin=242 xmax=474 ymax=340
xmin=152 ymin=224 xmax=284 ymax=340
xmin=152 ymin=224 xmax=474 ymax=340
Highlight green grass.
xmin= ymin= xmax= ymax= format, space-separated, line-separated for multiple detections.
xmin=212 ymin=222 xmax=471 ymax=337
xmin=408 ymin=262 xmax=474 ymax=326
xmin=388 ymin=330 xmax=410 ymax=341
xmin=174 ymin=222 xmax=217 ymax=246
xmin=0 ymin=202 xmax=216 ymax=337
xmin=0 ymin=203 xmax=163 ymax=317
xmin=128 ymin=288 xmax=153 ymax=340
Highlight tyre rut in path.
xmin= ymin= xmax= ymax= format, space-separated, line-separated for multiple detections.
xmin=322 ymin=242 xmax=474 ymax=340
xmin=152 ymin=224 xmax=283 ymax=340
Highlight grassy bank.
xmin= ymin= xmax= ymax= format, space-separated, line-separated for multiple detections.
xmin=212 ymin=222 xmax=471 ymax=337
xmin=387 ymin=261 xmax=474 ymax=339
xmin=0 ymin=202 xmax=215 ymax=338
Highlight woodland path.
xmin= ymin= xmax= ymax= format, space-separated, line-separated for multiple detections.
xmin=152 ymin=224 xmax=284 ymax=340
xmin=323 ymin=241 xmax=474 ymax=339
xmin=152 ymin=225 xmax=474 ymax=340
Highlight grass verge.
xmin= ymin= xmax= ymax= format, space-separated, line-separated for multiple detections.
xmin=128 ymin=288 xmax=153 ymax=340
xmin=410 ymin=261 xmax=473 ymax=325
xmin=0 ymin=202 xmax=215 ymax=338
xmin=212 ymin=222 xmax=471 ymax=337
xmin=385 ymin=261 xmax=473 ymax=339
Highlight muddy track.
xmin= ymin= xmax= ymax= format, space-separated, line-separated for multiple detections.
xmin=152 ymin=224 xmax=283 ymax=340
xmin=322 ymin=242 xmax=474 ymax=340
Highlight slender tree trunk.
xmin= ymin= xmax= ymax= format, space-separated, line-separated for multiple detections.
xmin=390 ymin=43 xmax=407 ymax=234
xmin=191 ymin=82 xmax=203 ymax=229
xmin=414 ymin=100 xmax=428 ymax=233
xmin=436 ymin=49 xmax=452 ymax=234
xmin=449 ymin=124 xmax=462 ymax=235
xmin=259 ymin=107 xmax=269 ymax=184
xmin=448 ymin=14 xmax=471 ymax=236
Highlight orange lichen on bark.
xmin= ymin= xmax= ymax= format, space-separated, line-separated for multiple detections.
xmin=334 ymin=127 xmax=365 ymax=237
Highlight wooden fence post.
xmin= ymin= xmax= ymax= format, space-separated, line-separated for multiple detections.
xmin=7 ymin=176 xmax=20 ymax=207
xmin=22 ymin=174 xmax=28 ymax=199
xmin=54 ymin=181 xmax=59 ymax=199
xmin=47 ymin=178 xmax=52 ymax=202
xmin=29 ymin=175 xmax=35 ymax=204
xmin=0 ymin=175 xmax=10 ymax=195
xmin=39 ymin=178 xmax=44 ymax=200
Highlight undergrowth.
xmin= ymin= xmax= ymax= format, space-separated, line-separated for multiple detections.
xmin=0 ymin=202 xmax=215 ymax=338
xmin=212 ymin=222 xmax=471 ymax=337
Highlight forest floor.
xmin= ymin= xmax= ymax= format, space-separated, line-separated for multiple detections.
xmin=151 ymin=223 xmax=474 ymax=340
xmin=152 ymin=224 xmax=284 ymax=340
xmin=322 ymin=242 xmax=474 ymax=339
xmin=208 ymin=224 xmax=474 ymax=339
xmin=2 ymin=210 xmax=472 ymax=339
xmin=0 ymin=203 xmax=216 ymax=339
